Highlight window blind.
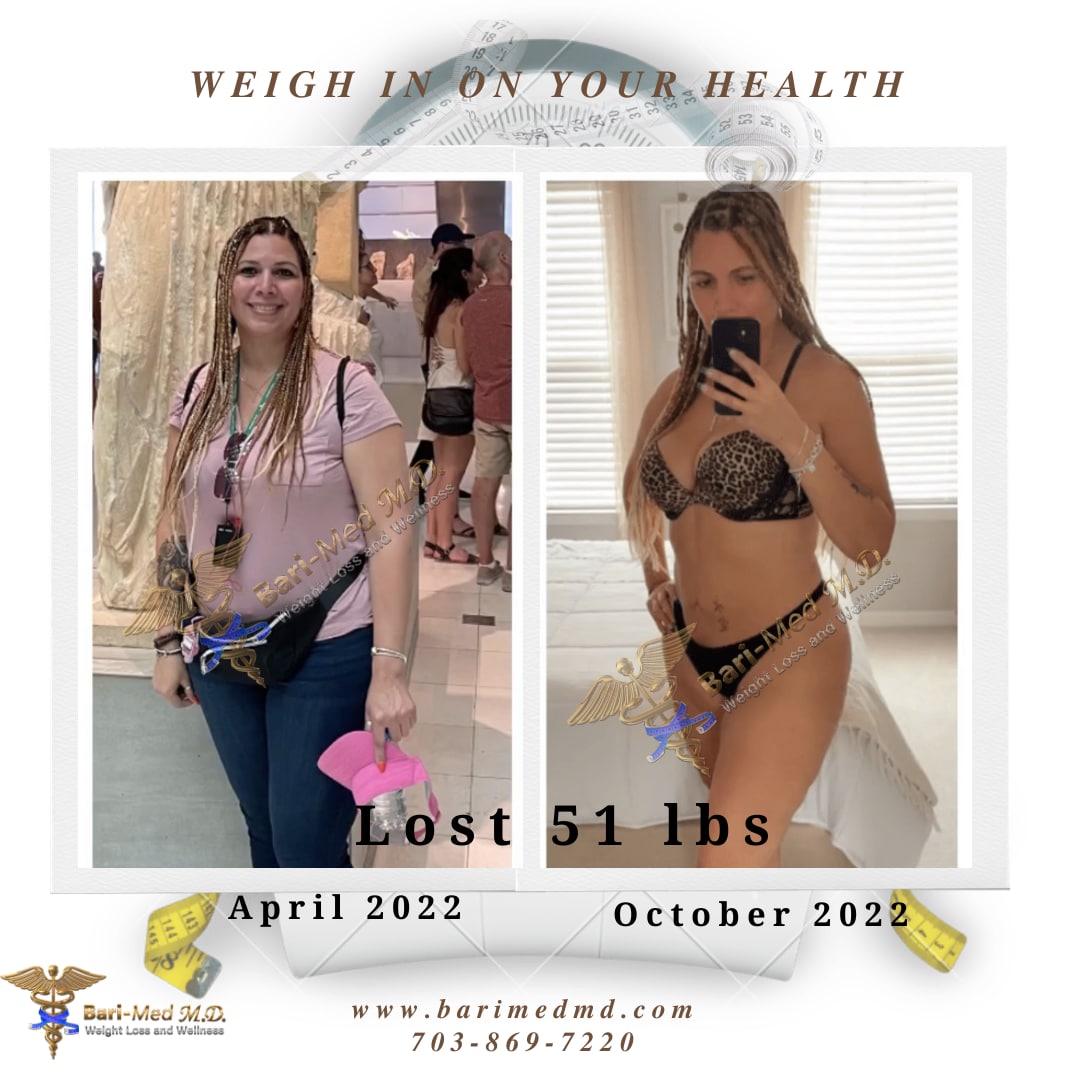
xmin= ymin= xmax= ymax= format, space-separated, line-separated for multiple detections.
xmin=545 ymin=180 xmax=959 ymax=511
xmin=807 ymin=181 xmax=959 ymax=505
xmin=545 ymin=183 xmax=619 ymax=511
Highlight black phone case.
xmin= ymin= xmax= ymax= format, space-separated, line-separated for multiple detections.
xmin=709 ymin=318 xmax=761 ymax=416
xmin=213 ymin=522 xmax=241 ymax=565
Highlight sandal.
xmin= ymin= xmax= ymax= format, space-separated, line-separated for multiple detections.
xmin=423 ymin=541 xmax=439 ymax=558
xmin=453 ymin=516 xmax=476 ymax=539
xmin=429 ymin=543 xmax=479 ymax=565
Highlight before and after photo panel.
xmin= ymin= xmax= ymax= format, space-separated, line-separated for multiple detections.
xmin=82 ymin=170 xmax=970 ymax=884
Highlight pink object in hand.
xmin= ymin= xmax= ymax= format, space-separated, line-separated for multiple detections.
xmin=317 ymin=731 xmax=440 ymax=836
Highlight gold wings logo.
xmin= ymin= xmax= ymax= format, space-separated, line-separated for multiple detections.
xmin=3 ymin=964 xmax=106 ymax=1059
xmin=124 ymin=533 xmax=251 ymax=637
xmin=566 ymin=625 xmax=712 ymax=773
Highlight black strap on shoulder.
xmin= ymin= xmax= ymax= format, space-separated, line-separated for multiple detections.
xmin=779 ymin=343 xmax=806 ymax=391
xmin=182 ymin=363 xmax=209 ymax=408
xmin=184 ymin=357 xmax=351 ymax=427
xmin=336 ymin=355 xmax=352 ymax=429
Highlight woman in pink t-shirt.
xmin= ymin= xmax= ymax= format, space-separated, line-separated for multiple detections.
xmin=150 ymin=216 xmax=418 ymax=868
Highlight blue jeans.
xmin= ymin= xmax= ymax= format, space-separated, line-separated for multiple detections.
xmin=189 ymin=625 xmax=372 ymax=868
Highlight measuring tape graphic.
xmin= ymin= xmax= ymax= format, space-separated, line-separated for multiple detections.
xmin=144 ymin=893 xmax=222 ymax=998
xmin=298 ymin=26 xmax=827 ymax=188
xmin=891 ymin=890 xmax=967 ymax=973
xmin=451 ymin=18 xmax=530 ymax=102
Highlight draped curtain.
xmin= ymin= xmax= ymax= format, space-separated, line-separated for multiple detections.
xmin=596 ymin=181 xmax=655 ymax=531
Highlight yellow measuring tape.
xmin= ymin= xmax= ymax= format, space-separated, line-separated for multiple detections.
xmin=144 ymin=893 xmax=222 ymax=998
xmin=891 ymin=889 xmax=967 ymax=973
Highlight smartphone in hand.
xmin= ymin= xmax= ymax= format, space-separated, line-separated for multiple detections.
xmin=709 ymin=318 xmax=760 ymax=416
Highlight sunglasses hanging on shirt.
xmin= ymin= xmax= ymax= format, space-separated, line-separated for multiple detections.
xmin=213 ymin=364 xmax=279 ymax=564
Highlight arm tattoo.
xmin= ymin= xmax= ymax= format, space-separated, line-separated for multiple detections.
xmin=156 ymin=537 xmax=190 ymax=587
xmin=832 ymin=462 xmax=876 ymax=502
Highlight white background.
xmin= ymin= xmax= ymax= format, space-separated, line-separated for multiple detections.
xmin=3 ymin=1 xmax=1075 ymax=1073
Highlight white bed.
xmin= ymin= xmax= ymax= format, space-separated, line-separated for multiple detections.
xmin=547 ymin=540 xmax=938 ymax=868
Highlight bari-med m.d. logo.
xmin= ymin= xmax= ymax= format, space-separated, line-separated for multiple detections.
xmin=3 ymin=964 xmax=106 ymax=1059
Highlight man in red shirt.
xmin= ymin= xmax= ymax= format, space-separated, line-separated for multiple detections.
xmin=462 ymin=232 xmax=512 ymax=589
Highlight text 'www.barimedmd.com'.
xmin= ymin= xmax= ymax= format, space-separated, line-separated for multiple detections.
xmin=351 ymin=998 xmax=692 ymax=1054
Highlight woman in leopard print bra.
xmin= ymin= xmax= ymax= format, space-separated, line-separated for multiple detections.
xmin=625 ymin=188 xmax=896 ymax=868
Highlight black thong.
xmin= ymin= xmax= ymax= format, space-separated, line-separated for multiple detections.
xmin=672 ymin=581 xmax=827 ymax=698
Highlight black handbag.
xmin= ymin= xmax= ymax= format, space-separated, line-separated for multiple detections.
xmin=420 ymin=337 xmax=473 ymax=436
xmin=422 ymin=386 xmax=474 ymax=436
xmin=181 ymin=356 xmax=369 ymax=687
xmin=194 ymin=551 xmax=367 ymax=686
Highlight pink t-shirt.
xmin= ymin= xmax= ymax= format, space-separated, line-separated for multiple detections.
xmin=169 ymin=349 xmax=401 ymax=641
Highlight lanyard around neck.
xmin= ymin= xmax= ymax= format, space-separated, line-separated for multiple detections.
xmin=231 ymin=364 xmax=280 ymax=442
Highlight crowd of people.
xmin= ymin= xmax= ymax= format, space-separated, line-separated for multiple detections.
xmin=410 ymin=224 xmax=513 ymax=588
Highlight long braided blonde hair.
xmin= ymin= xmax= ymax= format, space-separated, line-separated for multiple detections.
xmin=162 ymin=216 xmax=318 ymax=535
xmin=626 ymin=188 xmax=856 ymax=570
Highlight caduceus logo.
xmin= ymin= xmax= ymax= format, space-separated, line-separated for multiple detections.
xmin=125 ymin=533 xmax=251 ymax=636
xmin=566 ymin=625 xmax=716 ymax=774
xmin=3 ymin=965 xmax=106 ymax=1059
xmin=125 ymin=533 xmax=271 ymax=685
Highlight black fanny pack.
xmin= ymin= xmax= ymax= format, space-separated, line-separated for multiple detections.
xmin=183 ymin=355 xmax=366 ymax=688
xmin=193 ymin=552 xmax=368 ymax=687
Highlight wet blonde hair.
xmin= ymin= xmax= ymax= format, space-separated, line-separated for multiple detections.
xmin=626 ymin=188 xmax=855 ymax=570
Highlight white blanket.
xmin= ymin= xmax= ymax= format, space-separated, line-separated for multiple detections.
xmin=547 ymin=540 xmax=937 ymax=868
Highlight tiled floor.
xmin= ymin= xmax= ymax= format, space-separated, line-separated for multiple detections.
xmin=373 ymin=512 xmax=512 ymax=869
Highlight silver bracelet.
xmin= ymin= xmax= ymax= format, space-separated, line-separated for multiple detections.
xmin=789 ymin=432 xmax=824 ymax=482
xmin=155 ymin=645 xmax=183 ymax=657
xmin=371 ymin=646 xmax=409 ymax=664
xmin=792 ymin=424 xmax=811 ymax=462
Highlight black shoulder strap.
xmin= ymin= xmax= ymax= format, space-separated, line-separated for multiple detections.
xmin=182 ymin=363 xmax=209 ymax=408
xmin=336 ymin=355 xmax=351 ymax=429
xmin=315 ymin=550 xmax=367 ymax=613
xmin=184 ymin=357 xmax=351 ymax=427
xmin=779 ymin=343 xmax=806 ymax=391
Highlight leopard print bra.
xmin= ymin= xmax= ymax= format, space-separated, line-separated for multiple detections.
xmin=640 ymin=344 xmax=813 ymax=523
